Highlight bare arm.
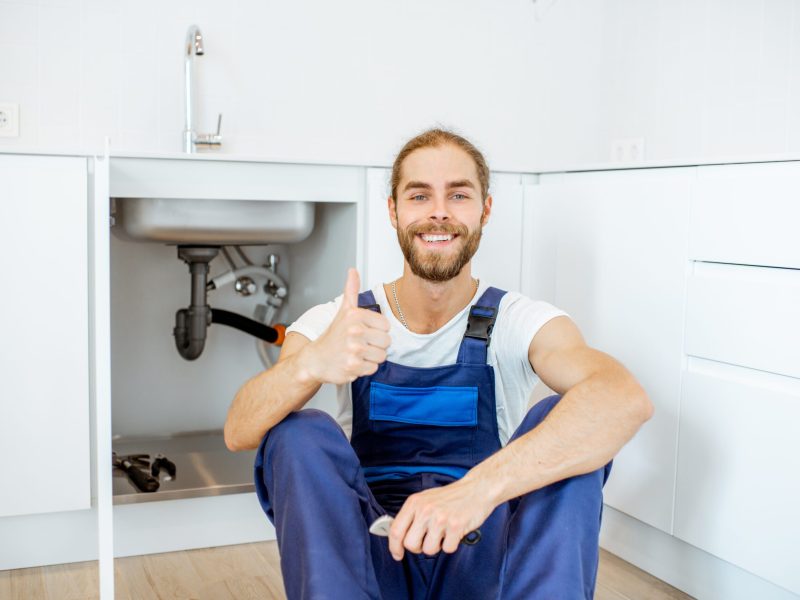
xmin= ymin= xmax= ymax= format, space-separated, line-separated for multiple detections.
xmin=223 ymin=268 xmax=391 ymax=452
xmin=462 ymin=315 xmax=654 ymax=505
xmin=388 ymin=315 xmax=654 ymax=559
xmin=223 ymin=332 xmax=318 ymax=451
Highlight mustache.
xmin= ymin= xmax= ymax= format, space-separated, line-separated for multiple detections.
xmin=406 ymin=223 xmax=468 ymax=236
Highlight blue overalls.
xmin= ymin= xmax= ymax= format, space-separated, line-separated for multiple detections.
xmin=254 ymin=287 xmax=612 ymax=600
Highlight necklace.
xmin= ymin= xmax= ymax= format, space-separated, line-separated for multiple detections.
xmin=391 ymin=277 xmax=479 ymax=330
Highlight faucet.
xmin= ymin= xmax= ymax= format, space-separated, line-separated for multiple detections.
xmin=183 ymin=25 xmax=222 ymax=153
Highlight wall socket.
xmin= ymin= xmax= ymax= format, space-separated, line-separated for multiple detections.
xmin=0 ymin=103 xmax=20 ymax=138
xmin=611 ymin=137 xmax=646 ymax=163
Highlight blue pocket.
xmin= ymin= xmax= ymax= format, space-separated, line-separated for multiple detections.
xmin=369 ymin=382 xmax=478 ymax=427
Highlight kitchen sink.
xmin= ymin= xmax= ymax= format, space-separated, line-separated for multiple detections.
xmin=111 ymin=197 xmax=315 ymax=245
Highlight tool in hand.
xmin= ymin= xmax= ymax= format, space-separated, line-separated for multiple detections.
xmin=368 ymin=515 xmax=481 ymax=545
xmin=112 ymin=452 xmax=160 ymax=493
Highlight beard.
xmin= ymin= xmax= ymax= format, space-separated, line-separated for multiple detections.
xmin=396 ymin=220 xmax=482 ymax=282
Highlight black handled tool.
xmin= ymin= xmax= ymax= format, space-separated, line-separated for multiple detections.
xmin=151 ymin=454 xmax=177 ymax=480
xmin=112 ymin=452 xmax=160 ymax=493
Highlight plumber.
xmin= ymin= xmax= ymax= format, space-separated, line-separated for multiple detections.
xmin=224 ymin=128 xmax=654 ymax=600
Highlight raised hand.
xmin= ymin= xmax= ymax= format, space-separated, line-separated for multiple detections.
xmin=305 ymin=268 xmax=392 ymax=385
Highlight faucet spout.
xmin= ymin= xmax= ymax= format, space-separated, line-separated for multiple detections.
xmin=184 ymin=25 xmax=204 ymax=153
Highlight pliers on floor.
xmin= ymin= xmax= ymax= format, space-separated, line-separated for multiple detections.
xmin=150 ymin=454 xmax=177 ymax=481
xmin=112 ymin=452 xmax=160 ymax=493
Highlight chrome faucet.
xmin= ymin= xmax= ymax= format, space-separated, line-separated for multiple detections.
xmin=183 ymin=25 xmax=222 ymax=153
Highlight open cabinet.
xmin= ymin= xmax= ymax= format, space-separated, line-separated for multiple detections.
xmin=99 ymin=156 xmax=365 ymax=598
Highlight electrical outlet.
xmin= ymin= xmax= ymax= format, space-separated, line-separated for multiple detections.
xmin=0 ymin=103 xmax=20 ymax=138
xmin=611 ymin=137 xmax=646 ymax=163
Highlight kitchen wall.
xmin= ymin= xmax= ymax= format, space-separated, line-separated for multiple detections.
xmin=1 ymin=0 xmax=798 ymax=171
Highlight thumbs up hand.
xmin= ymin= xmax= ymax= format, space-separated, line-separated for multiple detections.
xmin=305 ymin=268 xmax=392 ymax=385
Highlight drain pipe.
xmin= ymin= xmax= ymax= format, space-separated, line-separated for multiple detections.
xmin=173 ymin=245 xmax=285 ymax=360
xmin=173 ymin=246 xmax=219 ymax=360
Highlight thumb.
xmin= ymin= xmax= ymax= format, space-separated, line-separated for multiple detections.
xmin=341 ymin=267 xmax=360 ymax=308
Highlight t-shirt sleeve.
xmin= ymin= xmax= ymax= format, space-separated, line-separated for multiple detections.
xmin=285 ymin=294 xmax=342 ymax=342
xmin=493 ymin=293 xmax=570 ymax=376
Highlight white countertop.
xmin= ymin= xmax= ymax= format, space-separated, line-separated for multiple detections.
xmin=4 ymin=145 xmax=800 ymax=174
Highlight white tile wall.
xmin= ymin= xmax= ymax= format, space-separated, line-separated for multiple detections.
xmin=595 ymin=0 xmax=800 ymax=164
xmin=2 ymin=0 xmax=800 ymax=169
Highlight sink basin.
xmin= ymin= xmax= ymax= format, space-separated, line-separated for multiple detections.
xmin=111 ymin=197 xmax=315 ymax=245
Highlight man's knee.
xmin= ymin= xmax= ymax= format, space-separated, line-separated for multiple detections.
xmin=510 ymin=394 xmax=563 ymax=441
xmin=261 ymin=408 xmax=356 ymax=475
xmin=516 ymin=395 xmax=614 ymax=486
xmin=265 ymin=408 xmax=342 ymax=448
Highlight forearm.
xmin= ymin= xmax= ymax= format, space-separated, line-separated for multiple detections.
xmin=463 ymin=371 xmax=652 ymax=507
xmin=224 ymin=343 xmax=322 ymax=452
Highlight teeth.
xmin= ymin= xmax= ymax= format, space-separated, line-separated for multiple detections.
xmin=421 ymin=234 xmax=454 ymax=242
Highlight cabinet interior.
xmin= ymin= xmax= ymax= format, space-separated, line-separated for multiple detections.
xmin=109 ymin=200 xmax=356 ymax=505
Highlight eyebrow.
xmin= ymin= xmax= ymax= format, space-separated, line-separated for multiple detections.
xmin=402 ymin=180 xmax=476 ymax=192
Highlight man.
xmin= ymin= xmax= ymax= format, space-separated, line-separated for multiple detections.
xmin=224 ymin=129 xmax=653 ymax=599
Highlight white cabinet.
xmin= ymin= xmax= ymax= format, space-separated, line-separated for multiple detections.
xmin=0 ymin=155 xmax=91 ymax=517
xmin=673 ymin=163 xmax=800 ymax=595
xmin=691 ymin=162 xmax=800 ymax=269
xmin=471 ymin=173 xmax=524 ymax=293
xmin=526 ymin=169 xmax=694 ymax=534
xmin=363 ymin=168 xmax=524 ymax=292
xmin=363 ymin=168 xmax=403 ymax=288
xmin=685 ymin=261 xmax=800 ymax=379
xmin=674 ymin=358 xmax=800 ymax=596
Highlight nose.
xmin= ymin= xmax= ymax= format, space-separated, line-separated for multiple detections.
xmin=426 ymin=194 xmax=450 ymax=222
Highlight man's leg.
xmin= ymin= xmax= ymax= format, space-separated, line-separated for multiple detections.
xmin=498 ymin=394 xmax=613 ymax=600
xmin=253 ymin=409 xmax=408 ymax=600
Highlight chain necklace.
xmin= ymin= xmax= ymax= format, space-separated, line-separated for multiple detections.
xmin=391 ymin=277 xmax=479 ymax=330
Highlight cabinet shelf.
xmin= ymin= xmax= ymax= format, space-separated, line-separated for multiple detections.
xmin=112 ymin=431 xmax=256 ymax=505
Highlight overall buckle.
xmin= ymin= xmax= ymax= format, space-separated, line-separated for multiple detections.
xmin=464 ymin=305 xmax=497 ymax=342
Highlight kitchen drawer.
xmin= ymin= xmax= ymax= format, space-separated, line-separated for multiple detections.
xmin=691 ymin=162 xmax=800 ymax=269
xmin=685 ymin=261 xmax=800 ymax=379
xmin=674 ymin=357 xmax=800 ymax=595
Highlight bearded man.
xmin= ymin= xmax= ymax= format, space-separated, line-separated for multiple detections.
xmin=224 ymin=129 xmax=653 ymax=600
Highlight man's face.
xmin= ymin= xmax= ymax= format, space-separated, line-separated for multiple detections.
xmin=390 ymin=144 xmax=491 ymax=282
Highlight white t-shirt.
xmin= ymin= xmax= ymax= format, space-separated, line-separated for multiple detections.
xmin=285 ymin=282 xmax=569 ymax=446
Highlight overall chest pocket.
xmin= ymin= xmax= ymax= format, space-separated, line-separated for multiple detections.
xmin=369 ymin=381 xmax=479 ymax=427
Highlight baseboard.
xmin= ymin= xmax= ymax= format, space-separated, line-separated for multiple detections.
xmin=600 ymin=505 xmax=799 ymax=600
xmin=0 ymin=508 xmax=99 ymax=570
xmin=113 ymin=493 xmax=275 ymax=558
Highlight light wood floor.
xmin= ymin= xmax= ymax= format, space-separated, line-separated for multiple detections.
xmin=0 ymin=542 xmax=694 ymax=599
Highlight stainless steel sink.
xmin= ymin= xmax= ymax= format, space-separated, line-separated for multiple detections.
xmin=111 ymin=197 xmax=315 ymax=245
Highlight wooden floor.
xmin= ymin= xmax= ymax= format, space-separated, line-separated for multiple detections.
xmin=0 ymin=542 xmax=694 ymax=599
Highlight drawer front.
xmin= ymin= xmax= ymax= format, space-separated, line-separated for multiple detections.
xmin=674 ymin=357 xmax=800 ymax=595
xmin=691 ymin=163 xmax=800 ymax=269
xmin=685 ymin=261 xmax=800 ymax=379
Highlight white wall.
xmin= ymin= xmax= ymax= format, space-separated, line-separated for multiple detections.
xmin=593 ymin=0 xmax=800 ymax=165
xmin=0 ymin=0 xmax=610 ymax=172
xmin=2 ymin=0 xmax=799 ymax=170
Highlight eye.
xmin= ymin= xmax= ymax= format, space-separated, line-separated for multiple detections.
xmin=411 ymin=194 xmax=427 ymax=201
xmin=452 ymin=193 xmax=467 ymax=200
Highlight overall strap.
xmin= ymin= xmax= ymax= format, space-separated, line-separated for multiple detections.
xmin=456 ymin=287 xmax=507 ymax=365
xmin=357 ymin=290 xmax=381 ymax=313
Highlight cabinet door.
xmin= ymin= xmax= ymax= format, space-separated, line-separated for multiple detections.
xmin=471 ymin=173 xmax=524 ymax=293
xmin=0 ymin=155 xmax=90 ymax=517
xmin=674 ymin=357 xmax=800 ymax=596
xmin=364 ymin=169 xmax=524 ymax=292
xmin=526 ymin=169 xmax=693 ymax=534
xmin=364 ymin=168 xmax=403 ymax=288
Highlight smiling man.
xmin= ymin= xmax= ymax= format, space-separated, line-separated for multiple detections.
xmin=224 ymin=129 xmax=654 ymax=600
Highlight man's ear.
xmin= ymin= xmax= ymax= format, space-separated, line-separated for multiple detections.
xmin=481 ymin=195 xmax=493 ymax=226
xmin=388 ymin=195 xmax=398 ymax=230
